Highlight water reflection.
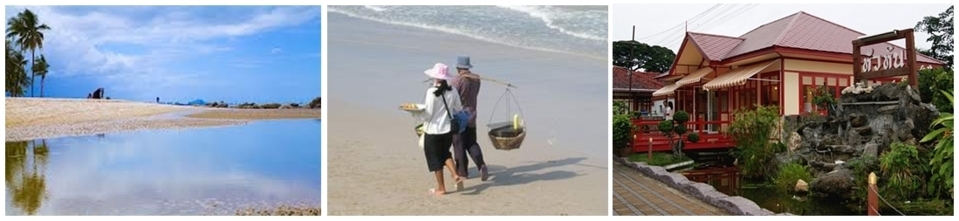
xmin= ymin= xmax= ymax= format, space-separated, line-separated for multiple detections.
xmin=5 ymin=120 xmax=321 ymax=215
xmin=6 ymin=140 xmax=50 ymax=215
xmin=682 ymin=165 xmax=857 ymax=215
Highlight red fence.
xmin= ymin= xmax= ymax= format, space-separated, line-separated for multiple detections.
xmin=630 ymin=119 xmax=736 ymax=152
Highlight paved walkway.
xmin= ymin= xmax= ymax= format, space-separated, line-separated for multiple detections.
xmin=613 ymin=161 xmax=728 ymax=216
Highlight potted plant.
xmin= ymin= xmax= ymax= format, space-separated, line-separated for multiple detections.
xmin=812 ymin=85 xmax=836 ymax=116
xmin=613 ymin=113 xmax=636 ymax=158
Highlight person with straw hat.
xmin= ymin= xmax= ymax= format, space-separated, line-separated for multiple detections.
xmin=411 ymin=62 xmax=466 ymax=195
xmin=451 ymin=56 xmax=489 ymax=181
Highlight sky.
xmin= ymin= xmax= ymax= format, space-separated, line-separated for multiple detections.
xmin=611 ymin=4 xmax=952 ymax=55
xmin=4 ymin=6 xmax=321 ymax=104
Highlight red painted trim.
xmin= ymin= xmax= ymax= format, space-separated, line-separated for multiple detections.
xmin=668 ymin=35 xmax=691 ymax=76
xmin=784 ymin=56 xmax=852 ymax=64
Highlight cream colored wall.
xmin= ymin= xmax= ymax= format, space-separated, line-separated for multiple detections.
xmin=784 ymin=59 xmax=852 ymax=75
xmin=784 ymin=72 xmax=800 ymax=115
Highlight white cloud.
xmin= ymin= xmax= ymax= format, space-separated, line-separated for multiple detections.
xmin=3 ymin=6 xmax=319 ymax=99
xmin=270 ymin=47 xmax=282 ymax=54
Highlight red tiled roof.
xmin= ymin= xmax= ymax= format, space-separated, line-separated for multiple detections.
xmin=613 ymin=66 xmax=664 ymax=90
xmin=687 ymin=32 xmax=743 ymax=61
xmin=682 ymin=11 xmax=945 ymax=65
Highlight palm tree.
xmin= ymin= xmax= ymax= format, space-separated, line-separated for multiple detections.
xmin=7 ymin=9 xmax=51 ymax=97
xmin=32 ymin=55 xmax=49 ymax=97
xmin=6 ymin=39 xmax=30 ymax=97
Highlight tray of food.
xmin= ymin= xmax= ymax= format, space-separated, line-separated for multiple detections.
xmin=400 ymin=103 xmax=424 ymax=112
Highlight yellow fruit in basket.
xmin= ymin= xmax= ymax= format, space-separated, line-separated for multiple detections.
xmin=513 ymin=114 xmax=520 ymax=130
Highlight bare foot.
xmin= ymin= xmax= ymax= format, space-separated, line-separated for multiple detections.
xmin=429 ymin=188 xmax=446 ymax=196
xmin=454 ymin=176 xmax=465 ymax=191
xmin=480 ymin=165 xmax=489 ymax=181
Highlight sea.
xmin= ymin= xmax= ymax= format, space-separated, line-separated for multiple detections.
xmin=328 ymin=5 xmax=608 ymax=59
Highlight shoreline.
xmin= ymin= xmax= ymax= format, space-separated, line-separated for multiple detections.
xmin=5 ymin=97 xmax=322 ymax=142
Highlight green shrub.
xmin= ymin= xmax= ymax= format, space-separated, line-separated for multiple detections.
xmin=921 ymin=90 xmax=954 ymax=198
xmin=613 ymin=101 xmax=628 ymax=115
xmin=918 ymin=68 xmax=953 ymax=113
xmin=613 ymin=114 xmax=636 ymax=152
xmin=773 ymin=162 xmax=814 ymax=193
xmin=848 ymin=155 xmax=879 ymax=203
xmin=309 ymin=97 xmax=321 ymax=109
xmin=687 ymin=133 xmax=700 ymax=143
xmin=728 ymin=105 xmax=781 ymax=179
xmin=259 ymin=103 xmax=282 ymax=109
xmin=879 ymin=142 xmax=927 ymax=200
xmin=628 ymin=152 xmax=691 ymax=166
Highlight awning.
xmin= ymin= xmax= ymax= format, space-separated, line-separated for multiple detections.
xmin=702 ymin=60 xmax=778 ymax=91
xmin=675 ymin=67 xmax=714 ymax=87
xmin=652 ymin=83 xmax=682 ymax=96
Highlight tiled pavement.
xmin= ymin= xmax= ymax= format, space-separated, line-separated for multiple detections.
xmin=613 ymin=162 xmax=728 ymax=216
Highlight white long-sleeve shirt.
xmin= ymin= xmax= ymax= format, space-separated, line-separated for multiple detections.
xmin=414 ymin=86 xmax=463 ymax=135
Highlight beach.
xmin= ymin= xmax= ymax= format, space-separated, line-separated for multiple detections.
xmin=4 ymin=97 xmax=321 ymax=142
xmin=327 ymin=9 xmax=608 ymax=216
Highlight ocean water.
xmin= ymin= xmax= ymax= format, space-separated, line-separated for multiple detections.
xmin=5 ymin=120 xmax=321 ymax=215
xmin=328 ymin=5 xmax=608 ymax=58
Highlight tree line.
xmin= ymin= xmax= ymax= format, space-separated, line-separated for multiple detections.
xmin=6 ymin=9 xmax=51 ymax=97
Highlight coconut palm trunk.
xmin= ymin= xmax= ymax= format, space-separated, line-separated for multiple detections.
xmin=30 ymin=49 xmax=35 ymax=97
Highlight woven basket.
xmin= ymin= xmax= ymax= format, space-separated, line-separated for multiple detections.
xmin=489 ymin=130 xmax=526 ymax=150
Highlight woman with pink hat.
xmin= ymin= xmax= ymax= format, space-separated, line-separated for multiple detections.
xmin=409 ymin=62 xmax=466 ymax=195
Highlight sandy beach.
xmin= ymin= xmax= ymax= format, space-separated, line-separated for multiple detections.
xmin=327 ymin=11 xmax=608 ymax=215
xmin=5 ymin=97 xmax=321 ymax=142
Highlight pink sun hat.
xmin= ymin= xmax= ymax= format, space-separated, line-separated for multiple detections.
xmin=424 ymin=63 xmax=453 ymax=80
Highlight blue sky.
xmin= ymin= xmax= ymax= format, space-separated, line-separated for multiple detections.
xmin=4 ymin=6 xmax=321 ymax=104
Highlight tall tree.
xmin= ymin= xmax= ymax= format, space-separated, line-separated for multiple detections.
xmin=7 ymin=9 xmax=51 ymax=97
xmin=6 ymin=39 xmax=30 ymax=97
xmin=612 ymin=40 xmax=676 ymax=73
xmin=32 ymin=55 xmax=49 ymax=97
xmin=916 ymin=6 xmax=953 ymax=70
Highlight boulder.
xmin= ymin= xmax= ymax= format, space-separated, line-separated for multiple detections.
xmin=849 ymin=113 xmax=868 ymax=127
xmin=809 ymin=168 xmax=854 ymax=198
xmin=787 ymin=132 xmax=802 ymax=153
xmin=795 ymin=179 xmax=809 ymax=194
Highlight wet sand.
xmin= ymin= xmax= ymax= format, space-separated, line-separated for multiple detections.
xmin=5 ymin=98 xmax=321 ymax=142
xmin=326 ymin=13 xmax=608 ymax=215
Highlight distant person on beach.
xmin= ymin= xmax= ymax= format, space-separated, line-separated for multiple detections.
xmin=156 ymin=97 xmax=160 ymax=103
xmin=411 ymin=63 xmax=466 ymax=195
xmin=451 ymin=56 xmax=489 ymax=181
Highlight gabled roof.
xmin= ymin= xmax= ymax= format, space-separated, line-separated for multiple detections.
xmin=687 ymin=32 xmax=743 ymax=61
xmin=612 ymin=66 xmax=664 ymax=90
xmin=680 ymin=11 xmax=945 ymax=64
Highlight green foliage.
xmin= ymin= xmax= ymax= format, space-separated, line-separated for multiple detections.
xmin=613 ymin=114 xmax=636 ymax=151
xmin=5 ymin=39 xmax=29 ymax=97
xmin=728 ymin=105 xmax=781 ymax=179
xmin=811 ymin=85 xmax=836 ymax=110
xmin=309 ymin=97 xmax=321 ymax=109
xmin=672 ymin=110 xmax=690 ymax=124
xmin=879 ymin=142 xmax=927 ymax=201
xmin=7 ymin=9 xmax=52 ymax=97
xmin=921 ymin=90 xmax=954 ymax=198
xmin=687 ymin=133 xmax=700 ymax=143
xmin=613 ymin=101 xmax=628 ymax=115
xmin=915 ymin=6 xmax=954 ymax=70
xmin=32 ymin=55 xmax=48 ymax=97
xmin=657 ymin=120 xmax=673 ymax=137
xmin=612 ymin=40 xmax=676 ymax=73
xmin=918 ymin=68 xmax=954 ymax=114
xmin=773 ymin=162 xmax=814 ymax=193
xmin=848 ymin=155 xmax=880 ymax=203
xmin=628 ymin=152 xmax=691 ymax=166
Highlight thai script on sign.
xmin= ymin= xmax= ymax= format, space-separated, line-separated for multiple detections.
xmin=861 ymin=46 xmax=906 ymax=72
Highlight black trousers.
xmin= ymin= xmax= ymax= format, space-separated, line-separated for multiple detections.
xmin=423 ymin=132 xmax=453 ymax=172
xmin=452 ymin=126 xmax=486 ymax=176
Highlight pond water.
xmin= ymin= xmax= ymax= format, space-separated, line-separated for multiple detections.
xmin=684 ymin=165 xmax=861 ymax=215
xmin=5 ymin=119 xmax=321 ymax=215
